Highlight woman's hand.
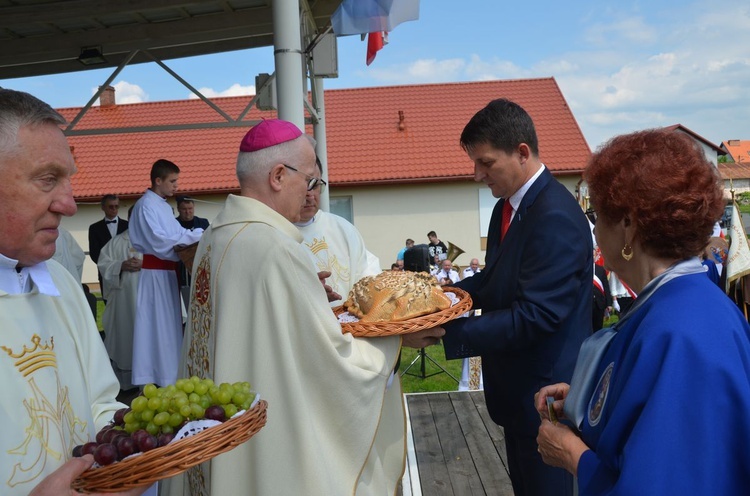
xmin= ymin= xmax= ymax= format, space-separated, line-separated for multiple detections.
xmin=536 ymin=420 xmax=589 ymax=476
xmin=29 ymin=455 xmax=147 ymax=496
xmin=534 ymin=383 xmax=570 ymax=421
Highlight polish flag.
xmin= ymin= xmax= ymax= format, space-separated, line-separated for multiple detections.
xmin=366 ymin=31 xmax=386 ymax=65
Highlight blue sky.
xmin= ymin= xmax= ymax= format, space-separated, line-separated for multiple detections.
xmin=2 ymin=0 xmax=748 ymax=149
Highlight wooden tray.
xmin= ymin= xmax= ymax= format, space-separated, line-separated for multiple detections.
xmin=334 ymin=287 xmax=472 ymax=337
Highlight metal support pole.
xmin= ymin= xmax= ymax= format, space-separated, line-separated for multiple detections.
xmin=311 ymin=75 xmax=330 ymax=212
xmin=272 ymin=0 xmax=306 ymax=131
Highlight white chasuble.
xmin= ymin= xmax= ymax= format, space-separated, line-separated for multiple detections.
xmin=170 ymin=195 xmax=405 ymax=496
xmin=297 ymin=210 xmax=382 ymax=305
xmin=0 ymin=261 xmax=123 ymax=495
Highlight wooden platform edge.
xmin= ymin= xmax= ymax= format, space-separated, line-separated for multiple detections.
xmin=403 ymin=393 xmax=421 ymax=496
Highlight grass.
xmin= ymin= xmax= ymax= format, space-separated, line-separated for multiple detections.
xmin=398 ymin=343 xmax=463 ymax=393
xmin=95 ymin=295 xmax=105 ymax=332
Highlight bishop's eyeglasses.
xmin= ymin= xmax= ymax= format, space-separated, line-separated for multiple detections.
xmin=283 ymin=164 xmax=327 ymax=192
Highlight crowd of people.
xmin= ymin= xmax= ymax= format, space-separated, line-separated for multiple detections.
xmin=3 ymin=85 xmax=748 ymax=496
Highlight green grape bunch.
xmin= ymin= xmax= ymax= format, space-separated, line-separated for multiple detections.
xmin=123 ymin=377 xmax=256 ymax=436
xmin=73 ymin=376 xmax=256 ymax=465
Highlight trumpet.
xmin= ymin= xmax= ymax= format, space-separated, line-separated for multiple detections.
xmin=446 ymin=241 xmax=465 ymax=263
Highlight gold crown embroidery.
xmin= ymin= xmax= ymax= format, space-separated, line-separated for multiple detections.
xmin=2 ymin=334 xmax=56 ymax=377
xmin=3 ymin=334 xmax=87 ymax=488
xmin=306 ymin=237 xmax=328 ymax=255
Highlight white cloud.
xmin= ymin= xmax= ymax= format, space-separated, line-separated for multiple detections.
xmin=90 ymin=80 xmax=148 ymax=105
xmin=465 ymin=55 xmax=527 ymax=80
xmin=362 ymin=58 xmax=466 ymax=84
xmin=187 ymin=83 xmax=255 ymax=99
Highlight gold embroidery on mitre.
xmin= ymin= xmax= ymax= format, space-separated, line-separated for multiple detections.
xmin=3 ymin=335 xmax=87 ymax=488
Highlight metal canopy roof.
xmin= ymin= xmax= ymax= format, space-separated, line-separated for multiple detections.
xmin=0 ymin=0 xmax=343 ymax=79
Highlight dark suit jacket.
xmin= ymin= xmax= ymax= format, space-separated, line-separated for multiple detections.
xmin=177 ymin=216 xmax=209 ymax=231
xmin=88 ymin=217 xmax=128 ymax=264
xmin=443 ymin=168 xmax=593 ymax=435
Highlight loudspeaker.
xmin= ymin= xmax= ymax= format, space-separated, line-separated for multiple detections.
xmin=404 ymin=244 xmax=431 ymax=273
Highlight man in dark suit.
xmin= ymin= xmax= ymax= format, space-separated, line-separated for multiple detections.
xmin=439 ymin=99 xmax=593 ymax=495
xmin=175 ymin=196 xmax=209 ymax=300
xmin=88 ymin=194 xmax=128 ymax=295
xmin=175 ymin=196 xmax=210 ymax=231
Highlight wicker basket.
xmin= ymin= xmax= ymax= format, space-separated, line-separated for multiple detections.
xmin=174 ymin=242 xmax=199 ymax=273
xmin=334 ymin=287 xmax=473 ymax=337
xmin=72 ymin=399 xmax=268 ymax=493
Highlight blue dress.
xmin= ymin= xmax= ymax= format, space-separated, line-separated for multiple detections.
xmin=577 ymin=272 xmax=750 ymax=495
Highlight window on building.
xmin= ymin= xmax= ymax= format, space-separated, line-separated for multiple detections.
xmin=330 ymin=196 xmax=353 ymax=223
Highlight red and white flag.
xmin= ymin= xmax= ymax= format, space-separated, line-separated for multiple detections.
xmin=366 ymin=31 xmax=387 ymax=65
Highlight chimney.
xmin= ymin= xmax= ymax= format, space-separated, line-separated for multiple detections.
xmin=398 ymin=110 xmax=406 ymax=131
xmin=99 ymin=85 xmax=115 ymax=108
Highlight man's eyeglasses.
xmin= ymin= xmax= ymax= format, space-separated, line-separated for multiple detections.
xmin=283 ymin=164 xmax=327 ymax=192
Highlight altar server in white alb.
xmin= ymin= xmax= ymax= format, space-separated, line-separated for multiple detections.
xmin=170 ymin=119 xmax=443 ymax=496
xmin=0 ymin=88 xmax=144 ymax=496
xmin=98 ymin=226 xmax=141 ymax=391
xmin=129 ymin=159 xmax=203 ymax=386
xmin=294 ymin=158 xmax=381 ymax=303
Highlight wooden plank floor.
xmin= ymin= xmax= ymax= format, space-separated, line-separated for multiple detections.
xmin=403 ymin=391 xmax=514 ymax=496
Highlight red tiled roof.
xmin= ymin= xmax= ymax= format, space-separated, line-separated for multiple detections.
xmin=721 ymin=140 xmax=750 ymax=164
xmin=58 ymin=78 xmax=591 ymax=201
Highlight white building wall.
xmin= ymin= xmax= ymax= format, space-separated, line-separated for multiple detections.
xmin=335 ymin=173 xmax=582 ymax=271
xmin=66 ymin=176 xmax=583 ymax=285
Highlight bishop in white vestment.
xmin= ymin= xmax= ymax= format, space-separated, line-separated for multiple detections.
xmin=167 ymin=120 xmax=437 ymax=496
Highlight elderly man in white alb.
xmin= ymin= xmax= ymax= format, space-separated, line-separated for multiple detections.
xmin=294 ymin=158 xmax=381 ymax=303
xmin=169 ymin=119 xmax=443 ymax=496
xmin=129 ymin=159 xmax=203 ymax=387
xmin=98 ymin=226 xmax=142 ymax=391
xmin=0 ymin=88 xmax=145 ymax=496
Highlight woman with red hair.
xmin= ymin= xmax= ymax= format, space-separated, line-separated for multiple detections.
xmin=534 ymin=129 xmax=750 ymax=494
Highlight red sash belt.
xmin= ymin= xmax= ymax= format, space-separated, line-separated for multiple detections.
xmin=142 ymin=254 xmax=178 ymax=270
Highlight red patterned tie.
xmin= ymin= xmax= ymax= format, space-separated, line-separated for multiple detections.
xmin=501 ymin=200 xmax=512 ymax=241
